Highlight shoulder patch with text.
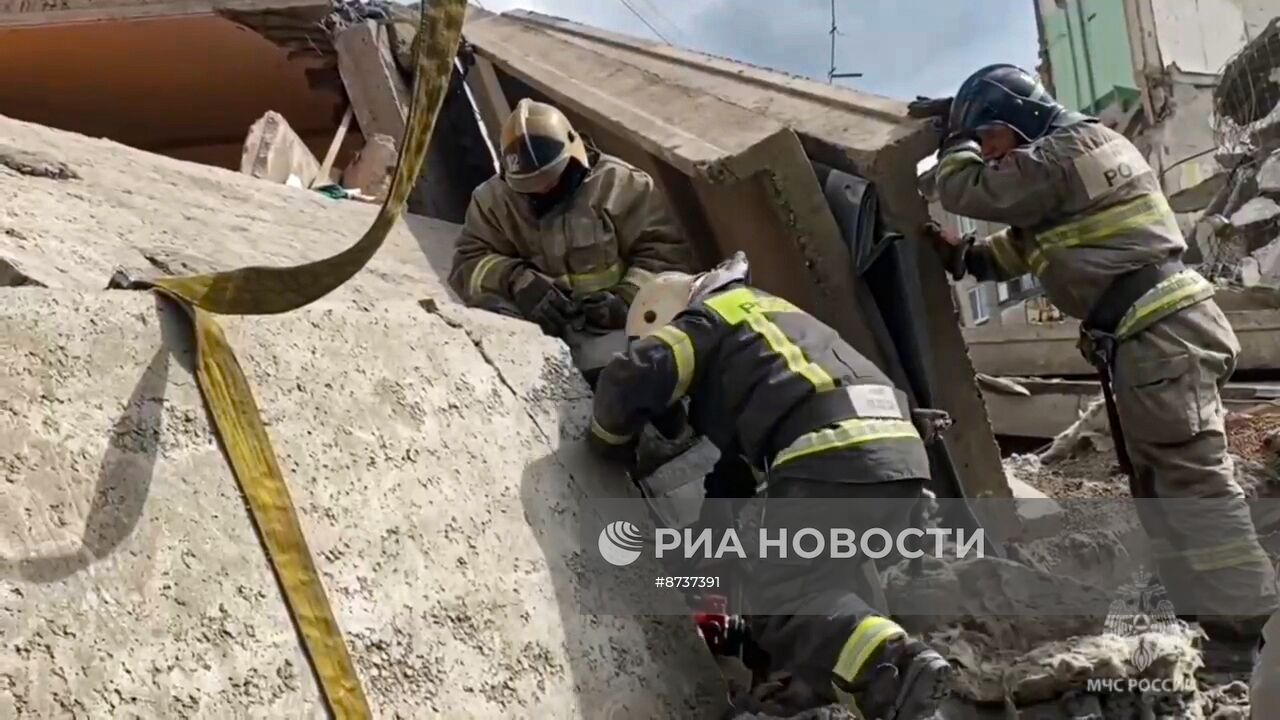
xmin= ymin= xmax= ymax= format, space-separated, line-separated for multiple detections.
xmin=846 ymin=385 xmax=905 ymax=420
xmin=1073 ymin=139 xmax=1151 ymax=200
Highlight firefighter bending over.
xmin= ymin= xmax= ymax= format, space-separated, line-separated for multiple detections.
xmin=587 ymin=251 xmax=952 ymax=720
xmin=449 ymin=98 xmax=693 ymax=383
xmin=916 ymin=64 xmax=1278 ymax=667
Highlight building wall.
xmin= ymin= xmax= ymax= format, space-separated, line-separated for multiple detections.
xmin=1038 ymin=0 xmax=1140 ymax=114
xmin=1149 ymin=0 xmax=1250 ymax=74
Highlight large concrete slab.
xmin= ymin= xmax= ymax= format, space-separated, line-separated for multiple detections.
xmin=0 ymin=115 xmax=723 ymax=716
xmin=463 ymin=10 xmax=1017 ymax=537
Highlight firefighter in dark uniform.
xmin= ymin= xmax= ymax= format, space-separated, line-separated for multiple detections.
xmin=587 ymin=252 xmax=952 ymax=720
xmin=914 ymin=64 xmax=1278 ymax=667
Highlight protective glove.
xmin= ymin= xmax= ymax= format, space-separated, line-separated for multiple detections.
xmin=907 ymin=95 xmax=953 ymax=120
xmin=910 ymin=407 xmax=953 ymax=445
xmin=651 ymin=401 xmax=690 ymax=441
xmin=703 ymin=454 xmax=756 ymax=500
xmin=922 ymin=222 xmax=972 ymax=282
xmin=580 ymin=290 xmax=629 ymax=331
xmin=510 ymin=267 xmax=576 ymax=336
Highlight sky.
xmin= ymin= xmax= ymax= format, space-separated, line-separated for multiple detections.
xmin=468 ymin=0 xmax=1042 ymax=101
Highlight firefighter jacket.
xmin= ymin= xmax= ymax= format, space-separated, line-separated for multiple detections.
xmin=935 ymin=120 xmax=1214 ymax=339
xmin=449 ymin=153 xmax=693 ymax=307
xmin=590 ymin=282 xmax=931 ymax=484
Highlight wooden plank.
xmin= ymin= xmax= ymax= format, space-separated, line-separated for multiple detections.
xmin=310 ymin=104 xmax=353 ymax=187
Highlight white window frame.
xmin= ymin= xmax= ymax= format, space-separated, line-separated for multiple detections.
xmin=967 ymin=286 xmax=990 ymax=325
xmin=956 ymin=215 xmax=977 ymax=236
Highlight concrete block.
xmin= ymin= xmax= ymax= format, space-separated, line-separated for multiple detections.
xmin=238 ymin=110 xmax=321 ymax=186
xmin=1258 ymin=150 xmax=1280 ymax=195
xmin=1230 ymin=196 xmax=1280 ymax=229
xmin=341 ymin=133 xmax=397 ymax=201
xmin=1251 ymin=236 xmax=1280 ymax=286
xmin=335 ymin=20 xmax=409 ymax=145
xmin=1007 ymin=476 xmax=1065 ymax=541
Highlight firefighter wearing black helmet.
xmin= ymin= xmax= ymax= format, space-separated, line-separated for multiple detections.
xmin=914 ymin=64 xmax=1277 ymax=666
xmin=449 ymin=98 xmax=693 ymax=381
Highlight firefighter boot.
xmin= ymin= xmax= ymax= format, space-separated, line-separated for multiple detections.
xmin=835 ymin=634 xmax=953 ymax=720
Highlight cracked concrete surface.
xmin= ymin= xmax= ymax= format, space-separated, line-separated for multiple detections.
xmin=0 ymin=114 xmax=723 ymax=718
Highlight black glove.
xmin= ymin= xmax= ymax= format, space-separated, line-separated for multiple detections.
xmin=907 ymin=95 xmax=953 ymax=120
xmin=703 ymin=455 xmax=756 ymax=500
xmin=510 ymin=267 xmax=575 ymax=336
xmin=580 ymin=290 xmax=629 ymax=331
xmin=922 ymin=222 xmax=971 ymax=282
xmin=652 ymin=401 xmax=689 ymax=441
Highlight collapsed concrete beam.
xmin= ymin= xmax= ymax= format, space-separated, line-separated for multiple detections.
xmin=963 ymin=310 xmax=1280 ymax=377
xmin=983 ymin=377 xmax=1280 ymax=439
xmin=335 ymin=19 xmax=409 ymax=148
xmin=463 ymin=10 xmax=1018 ymax=538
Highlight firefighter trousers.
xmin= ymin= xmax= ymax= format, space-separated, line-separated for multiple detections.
xmin=1112 ymin=300 xmax=1278 ymax=637
xmin=743 ymin=474 xmax=925 ymax=696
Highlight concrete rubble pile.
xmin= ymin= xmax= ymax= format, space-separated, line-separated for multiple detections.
xmin=1190 ymin=18 xmax=1280 ymax=291
xmin=0 ymin=114 xmax=728 ymax=717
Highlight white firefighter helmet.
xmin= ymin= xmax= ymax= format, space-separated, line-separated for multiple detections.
xmin=500 ymin=98 xmax=590 ymax=195
xmin=626 ymin=271 xmax=697 ymax=338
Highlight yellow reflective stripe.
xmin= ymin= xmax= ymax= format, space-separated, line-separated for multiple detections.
xmin=1155 ymin=538 xmax=1271 ymax=572
xmin=651 ymin=325 xmax=694 ymax=404
xmin=774 ymin=418 xmax=920 ymax=468
xmin=937 ymin=148 xmax=982 ymax=180
xmin=833 ymin=616 xmax=906 ymax=683
xmin=468 ymin=254 xmax=508 ymax=298
xmin=1027 ymin=194 xmax=1172 ymax=274
xmin=569 ymin=262 xmax=624 ymax=293
xmin=703 ymin=288 xmax=835 ymax=392
xmin=591 ymin=417 xmax=635 ymax=445
xmin=987 ymin=229 xmax=1027 ymax=275
xmin=1114 ymin=269 xmax=1214 ymax=339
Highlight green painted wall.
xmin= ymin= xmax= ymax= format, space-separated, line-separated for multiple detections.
xmin=1041 ymin=0 xmax=1139 ymax=114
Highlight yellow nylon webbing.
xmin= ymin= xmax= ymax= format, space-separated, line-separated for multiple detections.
xmin=129 ymin=2 xmax=467 ymax=717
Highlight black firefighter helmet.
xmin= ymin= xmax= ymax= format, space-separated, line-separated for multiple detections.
xmin=949 ymin=64 xmax=1077 ymax=143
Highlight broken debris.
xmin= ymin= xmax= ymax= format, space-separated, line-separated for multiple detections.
xmin=0 ymin=143 xmax=78 ymax=180
xmin=239 ymin=110 xmax=322 ymax=187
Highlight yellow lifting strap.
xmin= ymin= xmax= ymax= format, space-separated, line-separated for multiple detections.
xmin=128 ymin=1 xmax=467 ymax=717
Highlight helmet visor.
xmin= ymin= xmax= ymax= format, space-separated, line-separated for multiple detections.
xmin=502 ymin=135 xmax=569 ymax=194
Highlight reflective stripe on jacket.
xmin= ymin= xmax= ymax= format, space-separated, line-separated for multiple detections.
xmin=449 ymin=154 xmax=692 ymax=306
xmin=589 ymin=283 xmax=930 ymax=483
xmin=935 ymin=121 xmax=1213 ymax=336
